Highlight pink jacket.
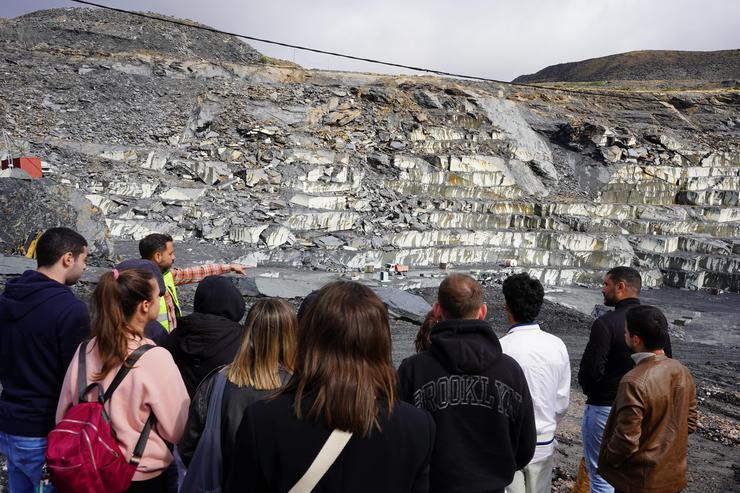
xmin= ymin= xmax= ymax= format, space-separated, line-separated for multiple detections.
xmin=56 ymin=337 xmax=190 ymax=481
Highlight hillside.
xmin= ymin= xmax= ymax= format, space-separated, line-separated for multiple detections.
xmin=1 ymin=7 xmax=263 ymax=63
xmin=0 ymin=7 xmax=738 ymax=297
xmin=513 ymin=49 xmax=740 ymax=83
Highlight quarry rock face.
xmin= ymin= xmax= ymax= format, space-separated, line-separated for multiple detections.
xmin=0 ymin=8 xmax=738 ymax=291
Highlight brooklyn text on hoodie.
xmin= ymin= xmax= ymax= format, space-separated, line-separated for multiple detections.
xmin=413 ymin=375 xmax=523 ymax=418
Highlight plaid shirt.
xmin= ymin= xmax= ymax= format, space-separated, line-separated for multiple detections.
xmin=171 ymin=264 xmax=232 ymax=286
xmin=164 ymin=264 xmax=232 ymax=330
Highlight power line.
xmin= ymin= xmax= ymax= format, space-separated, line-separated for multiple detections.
xmin=66 ymin=0 xmax=740 ymax=108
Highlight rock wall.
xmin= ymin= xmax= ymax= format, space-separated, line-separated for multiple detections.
xmin=1 ymin=8 xmax=738 ymax=291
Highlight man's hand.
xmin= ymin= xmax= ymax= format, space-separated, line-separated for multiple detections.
xmin=229 ymin=263 xmax=247 ymax=275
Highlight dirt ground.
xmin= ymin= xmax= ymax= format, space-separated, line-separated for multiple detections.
xmin=1 ymin=284 xmax=738 ymax=492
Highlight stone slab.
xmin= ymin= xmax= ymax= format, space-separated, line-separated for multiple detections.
xmin=373 ymin=286 xmax=432 ymax=322
xmin=0 ymin=255 xmax=35 ymax=275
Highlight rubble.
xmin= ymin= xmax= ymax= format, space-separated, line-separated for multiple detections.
xmin=0 ymin=7 xmax=738 ymax=294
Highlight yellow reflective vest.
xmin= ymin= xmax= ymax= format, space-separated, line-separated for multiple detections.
xmin=158 ymin=271 xmax=181 ymax=332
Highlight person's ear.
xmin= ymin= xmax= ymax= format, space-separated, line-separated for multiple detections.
xmin=153 ymin=251 xmax=162 ymax=263
xmin=478 ymin=304 xmax=488 ymax=320
xmin=432 ymin=302 xmax=443 ymax=321
xmin=60 ymin=252 xmax=74 ymax=268
xmin=138 ymin=299 xmax=150 ymax=317
xmin=632 ymin=333 xmax=644 ymax=348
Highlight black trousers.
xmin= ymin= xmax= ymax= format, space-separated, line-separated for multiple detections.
xmin=125 ymin=473 xmax=167 ymax=493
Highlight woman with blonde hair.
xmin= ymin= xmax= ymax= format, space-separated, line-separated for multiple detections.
xmin=179 ymin=297 xmax=297 ymax=488
xmin=227 ymin=281 xmax=435 ymax=493
xmin=55 ymin=268 xmax=189 ymax=492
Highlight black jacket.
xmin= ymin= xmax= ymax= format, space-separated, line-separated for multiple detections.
xmin=0 ymin=270 xmax=90 ymax=436
xmin=578 ymin=298 xmax=672 ymax=406
xmin=227 ymin=393 xmax=435 ymax=493
xmin=161 ymin=276 xmax=246 ymax=397
xmin=397 ymin=319 xmax=536 ymax=493
xmin=161 ymin=312 xmax=243 ymax=397
xmin=178 ymin=367 xmax=290 ymax=486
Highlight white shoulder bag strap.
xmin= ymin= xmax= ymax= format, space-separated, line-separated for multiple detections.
xmin=288 ymin=429 xmax=353 ymax=493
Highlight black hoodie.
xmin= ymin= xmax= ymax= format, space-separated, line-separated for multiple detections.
xmin=0 ymin=270 xmax=90 ymax=436
xmin=161 ymin=276 xmax=245 ymax=397
xmin=398 ymin=319 xmax=536 ymax=493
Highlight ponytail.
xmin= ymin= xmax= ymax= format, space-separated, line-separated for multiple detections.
xmin=91 ymin=268 xmax=155 ymax=380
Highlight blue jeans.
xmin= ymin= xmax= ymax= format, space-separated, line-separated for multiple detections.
xmin=581 ymin=404 xmax=614 ymax=493
xmin=0 ymin=432 xmax=55 ymax=493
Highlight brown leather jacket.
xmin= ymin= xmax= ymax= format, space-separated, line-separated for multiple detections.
xmin=598 ymin=354 xmax=697 ymax=493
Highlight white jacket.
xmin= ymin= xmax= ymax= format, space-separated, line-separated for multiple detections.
xmin=500 ymin=323 xmax=570 ymax=463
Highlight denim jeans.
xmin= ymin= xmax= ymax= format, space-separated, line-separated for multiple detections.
xmin=581 ymin=404 xmax=614 ymax=493
xmin=0 ymin=431 xmax=55 ymax=493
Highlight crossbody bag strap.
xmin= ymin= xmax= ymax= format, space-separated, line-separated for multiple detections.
xmin=76 ymin=340 xmax=89 ymax=403
xmin=204 ymin=371 xmax=228 ymax=431
xmin=288 ymin=429 xmax=353 ymax=493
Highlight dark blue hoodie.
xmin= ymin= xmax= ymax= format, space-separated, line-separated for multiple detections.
xmin=0 ymin=270 xmax=90 ymax=436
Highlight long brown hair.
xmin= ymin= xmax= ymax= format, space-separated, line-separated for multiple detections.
xmin=283 ymin=281 xmax=396 ymax=436
xmin=415 ymin=310 xmax=436 ymax=352
xmin=226 ymin=298 xmax=297 ymax=389
xmin=91 ymin=268 xmax=155 ymax=380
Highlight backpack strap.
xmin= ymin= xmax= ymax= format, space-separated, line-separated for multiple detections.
xmin=129 ymin=413 xmax=157 ymax=465
xmin=100 ymin=344 xmax=156 ymax=404
xmin=77 ymin=340 xmax=90 ymax=403
xmin=97 ymin=343 xmax=158 ymax=465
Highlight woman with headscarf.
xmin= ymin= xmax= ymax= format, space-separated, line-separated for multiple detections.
xmin=161 ymin=276 xmax=245 ymax=397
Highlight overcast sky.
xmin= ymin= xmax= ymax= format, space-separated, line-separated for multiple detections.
xmin=3 ymin=0 xmax=739 ymax=81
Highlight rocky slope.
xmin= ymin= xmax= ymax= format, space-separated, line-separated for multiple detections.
xmin=513 ymin=49 xmax=740 ymax=83
xmin=1 ymin=7 xmax=739 ymax=292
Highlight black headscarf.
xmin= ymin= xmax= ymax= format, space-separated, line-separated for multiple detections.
xmin=194 ymin=276 xmax=246 ymax=323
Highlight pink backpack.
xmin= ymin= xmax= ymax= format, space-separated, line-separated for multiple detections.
xmin=46 ymin=340 xmax=156 ymax=493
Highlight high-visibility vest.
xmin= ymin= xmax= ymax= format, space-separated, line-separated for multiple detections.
xmin=158 ymin=271 xmax=181 ymax=332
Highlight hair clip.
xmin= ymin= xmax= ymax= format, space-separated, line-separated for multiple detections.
xmin=112 ymin=268 xmax=120 ymax=280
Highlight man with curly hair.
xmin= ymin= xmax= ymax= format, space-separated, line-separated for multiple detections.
xmin=500 ymin=273 xmax=570 ymax=493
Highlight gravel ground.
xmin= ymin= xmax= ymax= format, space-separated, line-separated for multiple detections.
xmin=2 ymin=284 xmax=738 ymax=492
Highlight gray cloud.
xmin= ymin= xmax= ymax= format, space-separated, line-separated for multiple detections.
xmin=3 ymin=0 xmax=739 ymax=81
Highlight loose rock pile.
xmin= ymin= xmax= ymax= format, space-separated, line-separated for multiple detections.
xmin=0 ymin=7 xmax=739 ymax=291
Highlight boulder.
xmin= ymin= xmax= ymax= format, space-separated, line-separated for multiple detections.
xmin=260 ymin=225 xmax=295 ymax=248
xmin=373 ymin=287 xmax=432 ymax=322
xmin=601 ymin=145 xmax=623 ymax=163
xmin=0 ymin=179 xmax=112 ymax=258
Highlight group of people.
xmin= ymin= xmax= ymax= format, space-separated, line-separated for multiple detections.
xmin=0 ymin=227 xmax=697 ymax=493
xmin=578 ymin=267 xmax=696 ymax=493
